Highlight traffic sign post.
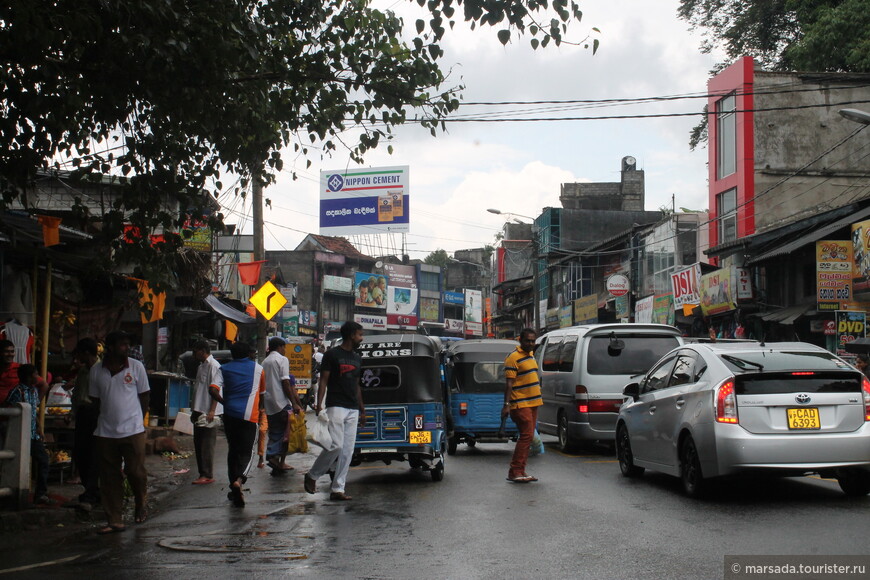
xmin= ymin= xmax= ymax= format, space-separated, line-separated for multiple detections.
xmin=250 ymin=280 xmax=288 ymax=321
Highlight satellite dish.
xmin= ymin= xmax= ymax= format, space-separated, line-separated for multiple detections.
xmin=375 ymin=261 xmax=384 ymax=269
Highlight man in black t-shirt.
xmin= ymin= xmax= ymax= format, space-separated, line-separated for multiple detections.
xmin=304 ymin=321 xmax=365 ymax=501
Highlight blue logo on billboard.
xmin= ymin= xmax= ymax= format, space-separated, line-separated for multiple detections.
xmin=327 ymin=174 xmax=345 ymax=192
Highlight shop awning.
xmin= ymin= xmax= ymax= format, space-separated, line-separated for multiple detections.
xmin=747 ymin=205 xmax=870 ymax=265
xmin=204 ymin=294 xmax=257 ymax=325
xmin=752 ymin=303 xmax=814 ymax=325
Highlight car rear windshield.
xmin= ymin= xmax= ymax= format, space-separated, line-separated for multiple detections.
xmin=719 ymin=350 xmax=854 ymax=373
xmin=736 ymin=372 xmax=861 ymax=394
xmin=586 ymin=335 xmax=680 ymax=375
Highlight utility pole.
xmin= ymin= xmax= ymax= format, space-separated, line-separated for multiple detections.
xmin=252 ymin=178 xmax=267 ymax=361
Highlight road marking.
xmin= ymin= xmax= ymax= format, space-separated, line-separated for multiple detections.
xmin=0 ymin=554 xmax=81 ymax=574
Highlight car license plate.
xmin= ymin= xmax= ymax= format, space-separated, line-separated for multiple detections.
xmin=786 ymin=407 xmax=820 ymax=429
xmin=409 ymin=430 xmax=431 ymax=444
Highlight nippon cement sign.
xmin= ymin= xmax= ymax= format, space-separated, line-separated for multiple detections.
xmin=320 ymin=166 xmax=410 ymax=235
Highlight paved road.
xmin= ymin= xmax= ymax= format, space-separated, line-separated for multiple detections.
xmin=3 ymin=434 xmax=869 ymax=579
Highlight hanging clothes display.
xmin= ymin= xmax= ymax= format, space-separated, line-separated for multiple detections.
xmin=0 ymin=319 xmax=34 ymax=363
xmin=0 ymin=266 xmax=34 ymax=326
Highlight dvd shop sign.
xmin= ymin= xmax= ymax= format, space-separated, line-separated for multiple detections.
xmin=606 ymin=274 xmax=630 ymax=297
xmin=670 ymin=264 xmax=702 ymax=307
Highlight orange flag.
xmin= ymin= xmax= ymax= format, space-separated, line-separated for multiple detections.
xmin=37 ymin=215 xmax=62 ymax=247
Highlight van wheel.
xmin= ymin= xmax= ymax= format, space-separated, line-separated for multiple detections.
xmin=616 ymin=424 xmax=644 ymax=478
xmin=447 ymin=435 xmax=458 ymax=456
xmin=680 ymin=436 xmax=706 ymax=498
xmin=837 ymin=468 xmax=870 ymax=497
xmin=557 ymin=413 xmax=578 ymax=453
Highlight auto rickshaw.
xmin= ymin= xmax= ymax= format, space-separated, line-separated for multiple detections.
xmin=353 ymin=334 xmax=447 ymax=481
xmin=444 ymin=339 xmax=520 ymax=454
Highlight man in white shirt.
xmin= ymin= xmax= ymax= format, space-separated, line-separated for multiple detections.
xmin=89 ymin=330 xmax=150 ymax=534
xmin=190 ymin=340 xmax=223 ymax=485
xmin=261 ymin=337 xmax=302 ymax=474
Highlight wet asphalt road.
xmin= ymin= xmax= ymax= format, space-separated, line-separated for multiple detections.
xmin=3 ymin=434 xmax=869 ymax=579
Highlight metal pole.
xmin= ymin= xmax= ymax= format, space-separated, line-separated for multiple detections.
xmin=252 ymin=179 xmax=267 ymax=361
xmin=38 ymin=261 xmax=51 ymax=434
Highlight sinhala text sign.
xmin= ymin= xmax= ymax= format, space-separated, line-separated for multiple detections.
xmin=320 ymin=165 xmax=409 ymax=234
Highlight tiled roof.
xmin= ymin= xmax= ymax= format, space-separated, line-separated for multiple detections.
xmin=301 ymin=234 xmax=373 ymax=260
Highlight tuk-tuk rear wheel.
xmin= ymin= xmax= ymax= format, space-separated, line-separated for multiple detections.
xmin=431 ymin=459 xmax=444 ymax=481
xmin=447 ymin=435 xmax=458 ymax=455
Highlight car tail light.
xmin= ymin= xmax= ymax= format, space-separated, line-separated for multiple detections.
xmin=577 ymin=403 xmax=588 ymax=413
xmin=715 ymin=379 xmax=738 ymax=424
xmin=459 ymin=402 xmax=468 ymax=416
xmin=863 ymin=377 xmax=870 ymax=421
xmin=791 ymin=371 xmax=815 ymax=376
xmin=576 ymin=385 xmax=588 ymax=413
xmin=576 ymin=385 xmax=587 ymax=395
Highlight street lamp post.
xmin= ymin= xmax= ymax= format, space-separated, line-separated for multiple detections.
xmin=488 ymin=208 xmax=540 ymax=334
xmin=839 ymin=108 xmax=870 ymax=126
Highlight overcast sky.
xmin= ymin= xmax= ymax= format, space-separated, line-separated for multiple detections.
xmin=228 ymin=0 xmax=721 ymax=258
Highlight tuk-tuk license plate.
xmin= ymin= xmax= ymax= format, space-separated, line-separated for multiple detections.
xmin=361 ymin=448 xmax=395 ymax=454
xmin=786 ymin=407 xmax=820 ymax=430
xmin=410 ymin=431 xmax=432 ymax=444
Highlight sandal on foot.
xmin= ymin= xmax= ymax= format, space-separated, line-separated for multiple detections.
xmin=506 ymin=475 xmax=533 ymax=483
xmin=134 ymin=507 xmax=148 ymax=524
xmin=303 ymin=474 xmax=317 ymax=494
xmin=97 ymin=525 xmax=126 ymax=535
xmin=230 ymin=482 xmax=245 ymax=507
xmin=329 ymin=492 xmax=352 ymax=501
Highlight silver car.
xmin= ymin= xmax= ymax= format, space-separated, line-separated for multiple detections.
xmin=615 ymin=342 xmax=870 ymax=497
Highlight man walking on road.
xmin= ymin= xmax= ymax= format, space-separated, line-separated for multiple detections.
xmin=304 ymin=321 xmax=365 ymax=501
xmin=210 ymin=342 xmax=265 ymax=507
xmin=89 ymin=331 xmax=150 ymax=533
xmin=262 ymin=337 xmax=302 ymax=475
xmin=70 ymin=338 xmax=101 ymax=509
xmin=502 ymin=328 xmax=543 ymax=483
xmin=190 ymin=340 xmax=223 ymax=485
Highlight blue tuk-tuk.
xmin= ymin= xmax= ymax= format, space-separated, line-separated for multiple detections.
xmin=445 ymin=339 xmax=520 ymax=454
xmin=353 ymin=334 xmax=447 ymax=481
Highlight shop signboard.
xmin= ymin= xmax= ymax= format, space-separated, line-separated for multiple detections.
xmin=736 ymin=268 xmax=753 ymax=300
xmin=323 ymin=275 xmax=353 ymax=295
xmin=300 ymin=310 xmax=317 ymax=329
xmin=817 ymin=240 xmax=853 ymax=311
xmin=852 ymin=218 xmax=870 ymax=295
xmin=464 ymin=289 xmax=483 ymax=335
xmin=652 ymin=294 xmax=675 ymax=325
xmin=354 ymin=271 xmax=388 ymax=309
xmin=284 ymin=317 xmax=299 ymax=336
xmin=634 ymin=295 xmax=654 ymax=324
xmin=836 ymin=310 xmax=865 ymax=360
xmin=443 ymin=291 xmax=465 ymax=305
xmin=182 ymin=218 xmax=212 ymax=251
xmin=354 ymin=314 xmax=388 ymax=331
xmin=607 ymin=274 xmax=630 ymax=297
xmin=545 ymin=307 xmax=560 ymax=330
xmin=699 ymin=268 xmax=736 ymax=316
xmin=420 ymin=297 xmax=440 ymax=321
xmin=615 ymin=295 xmax=630 ymax=319
xmin=286 ymin=343 xmax=313 ymax=393
xmin=320 ymin=165 xmax=410 ymax=234
xmin=559 ymin=305 xmax=573 ymax=328
xmin=670 ymin=264 xmax=702 ymax=308
xmin=445 ymin=318 xmax=465 ymax=333
xmin=384 ymin=263 xmax=418 ymax=326
xmin=573 ymin=295 xmax=598 ymax=325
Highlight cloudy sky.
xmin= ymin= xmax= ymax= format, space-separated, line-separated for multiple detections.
xmin=228 ymin=0 xmax=722 ymax=258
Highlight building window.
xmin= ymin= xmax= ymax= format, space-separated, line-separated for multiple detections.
xmin=716 ymin=94 xmax=736 ymax=179
xmin=419 ymin=271 xmax=440 ymax=292
xmin=717 ymin=189 xmax=737 ymax=243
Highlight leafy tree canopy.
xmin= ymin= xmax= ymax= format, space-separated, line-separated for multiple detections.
xmin=423 ymin=248 xmax=451 ymax=268
xmin=1 ymin=0 xmax=595 ymax=286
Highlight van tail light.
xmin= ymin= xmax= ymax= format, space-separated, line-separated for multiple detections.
xmin=862 ymin=377 xmax=870 ymax=421
xmin=459 ymin=402 xmax=468 ymax=416
xmin=576 ymin=385 xmax=588 ymax=413
xmin=715 ymin=379 xmax=739 ymax=424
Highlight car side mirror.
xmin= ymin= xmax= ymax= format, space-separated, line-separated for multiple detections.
xmin=623 ymin=382 xmax=640 ymax=401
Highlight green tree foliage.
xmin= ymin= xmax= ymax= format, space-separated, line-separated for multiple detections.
xmin=679 ymin=0 xmax=870 ymax=149
xmin=1 ymin=0 xmax=594 ymax=285
xmin=424 ymin=248 xmax=451 ymax=269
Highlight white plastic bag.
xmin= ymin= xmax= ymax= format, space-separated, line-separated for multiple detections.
xmin=46 ymin=383 xmax=72 ymax=407
xmin=306 ymin=411 xmax=333 ymax=449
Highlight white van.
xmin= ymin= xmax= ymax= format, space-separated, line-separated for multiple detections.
xmin=536 ymin=323 xmax=683 ymax=451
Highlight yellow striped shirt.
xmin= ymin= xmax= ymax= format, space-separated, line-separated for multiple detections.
xmin=504 ymin=346 xmax=543 ymax=409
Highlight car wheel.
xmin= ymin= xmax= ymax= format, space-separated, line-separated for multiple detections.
xmin=447 ymin=435 xmax=458 ymax=456
xmin=557 ymin=413 xmax=578 ymax=453
xmin=836 ymin=468 xmax=870 ymax=497
xmin=680 ymin=436 xmax=706 ymax=497
xmin=616 ymin=424 xmax=644 ymax=478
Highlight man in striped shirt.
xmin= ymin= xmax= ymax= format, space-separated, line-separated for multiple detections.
xmin=502 ymin=328 xmax=543 ymax=483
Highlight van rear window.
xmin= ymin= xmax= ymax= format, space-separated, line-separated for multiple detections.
xmin=586 ymin=336 xmax=680 ymax=375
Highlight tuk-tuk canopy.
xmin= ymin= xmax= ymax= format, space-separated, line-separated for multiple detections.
xmin=447 ymin=339 xmax=518 ymax=363
xmin=358 ymin=334 xmax=443 ymax=359
xmin=358 ymin=334 xmax=444 ymax=405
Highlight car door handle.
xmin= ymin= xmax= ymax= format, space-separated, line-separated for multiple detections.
xmin=675 ymin=398 xmax=685 ymax=408
xmin=648 ymin=405 xmax=656 ymax=414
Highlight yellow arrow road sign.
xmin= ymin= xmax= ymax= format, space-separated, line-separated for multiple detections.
xmin=250 ymin=280 xmax=287 ymax=320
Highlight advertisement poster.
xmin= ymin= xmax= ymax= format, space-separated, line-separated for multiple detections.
xmin=615 ymin=295 xmax=630 ymax=319
xmin=465 ymin=289 xmax=483 ymax=335
xmin=836 ymin=310 xmax=865 ymax=360
xmin=353 ymin=314 xmax=387 ymax=331
xmin=445 ymin=318 xmax=465 ymax=334
xmin=634 ymin=295 xmax=654 ymax=324
xmin=419 ymin=297 xmax=440 ymax=321
xmin=817 ymin=240 xmax=853 ymax=311
xmin=699 ymin=268 xmax=736 ymax=316
xmin=573 ymin=295 xmax=598 ymax=325
xmin=286 ymin=343 xmax=313 ymax=393
xmin=652 ymin=294 xmax=675 ymax=325
xmin=354 ymin=272 xmax=388 ymax=309
xmin=320 ymin=166 xmax=410 ymax=235
xmin=670 ymin=264 xmax=702 ymax=308
xmin=384 ymin=263 xmax=418 ymax=326
xmin=558 ymin=305 xmax=573 ymax=328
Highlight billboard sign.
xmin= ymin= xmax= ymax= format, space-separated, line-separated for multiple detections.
xmin=354 ymin=272 xmax=387 ymax=309
xmin=464 ymin=289 xmax=483 ymax=335
xmin=652 ymin=294 xmax=675 ymax=325
xmin=699 ymin=268 xmax=736 ymax=316
xmin=634 ymin=295 xmax=654 ymax=323
xmin=384 ymin=263 xmax=418 ymax=326
xmin=670 ymin=264 xmax=702 ymax=307
xmin=573 ymin=295 xmax=598 ymax=325
xmin=354 ymin=313 xmax=388 ymax=331
xmin=445 ymin=318 xmax=465 ymax=333
xmin=320 ymin=166 xmax=409 ymax=235
xmin=817 ymin=240 xmax=853 ymax=311
xmin=443 ymin=291 xmax=465 ymax=305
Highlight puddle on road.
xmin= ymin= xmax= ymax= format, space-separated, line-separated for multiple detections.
xmin=158 ymin=532 xmax=309 ymax=559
